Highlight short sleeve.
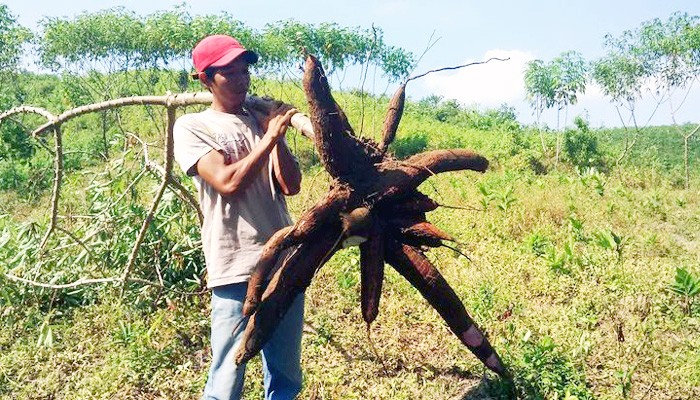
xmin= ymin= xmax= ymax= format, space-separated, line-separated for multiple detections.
xmin=173 ymin=114 xmax=222 ymax=176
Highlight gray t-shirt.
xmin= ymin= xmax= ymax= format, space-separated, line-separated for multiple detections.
xmin=173 ymin=108 xmax=293 ymax=288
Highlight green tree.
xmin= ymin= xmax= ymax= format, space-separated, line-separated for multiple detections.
xmin=594 ymin=12 xmax=700 ymax=187
xmin=38 ymin=7 xmax=414 ymax=85
xmin=591 ymin=52 xmax=650 ymax=166
xmin=524 ymin=52 xmax=587 ymax=161
xmin=524 ymin=59 xmax=556 ymax=153
xmin=0 ymin=4 xmax=34 ymax=185
xmin=0 ymin=4 xmax=31 ymax=73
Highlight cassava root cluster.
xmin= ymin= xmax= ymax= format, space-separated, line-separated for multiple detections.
xmin=237 ymin=54 xmax=506 ymax=376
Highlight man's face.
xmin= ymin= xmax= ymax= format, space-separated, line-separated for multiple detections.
xmin=206 ymin=59 xmax=251 ymax=105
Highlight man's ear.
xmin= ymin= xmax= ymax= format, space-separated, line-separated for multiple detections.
xmin=198 ymin=71 xmax=208 ymax=83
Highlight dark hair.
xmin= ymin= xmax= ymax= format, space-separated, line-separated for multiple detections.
xmin=203 ymin=67 xmax=217 ymax=81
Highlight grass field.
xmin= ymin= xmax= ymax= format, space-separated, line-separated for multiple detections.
xmin=1 ymin=77 xmax=699 ymax=399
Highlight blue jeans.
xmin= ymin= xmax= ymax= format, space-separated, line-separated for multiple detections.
xmin=203 ymin=282 xmax=304 ymax=400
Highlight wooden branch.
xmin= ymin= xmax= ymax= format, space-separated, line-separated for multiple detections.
xmin=5 ymin=274 xmax=120 ymax=289
xmin=27 ymin=93 xmax=315 ymax=139
xmin=0 ymin=105 xmax=57 ymax=123
xmin=5 ymin=273 xmax=205 ymax=295
xmin=1 ymin=91 xmax=312 ymax=298
xmin=120 ymin=105 xmax=177 ymax=293
xmin=39 ymin=125 xmax=64 ymax=251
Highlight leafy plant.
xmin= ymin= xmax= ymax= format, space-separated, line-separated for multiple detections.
xmin=669 ymin=267 xmax=700 ymax=315
xmin=594 ymin=229 xmax=624 ymax=262
xmin=478 ymin=182 xmax=493 ymax=210
xmin=526 ymin=231 xmax=552 ymax=257
xmin=513 ymin=333 xmax=594 ymax=399
xmin=545 ymin=241 xmax=575 ymax=274
xmin=389 ymin=131 xmax=428 ymax=159
xmin=568 ymin=215 xmax=586 ymax=242
xmin=615 ymin=367 xmax=635 ymax=399
xmin=564 ymin=117 xmax=606 ymax=170
xmin=496 ymin=186 xmax=517 ymax=211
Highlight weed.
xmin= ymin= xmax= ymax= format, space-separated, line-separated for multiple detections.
xmin=526 ymin=231 xmax=552 ymax=257
xmin=614 ymin=367 xmax=635 ymax=399
xmin=568 ymin=214 xmax=586 ymax=242
xmin=496 ymin=186 xmax=517 ymax=211
xmin=509 ymin=333 xmax=593 ymax=399
xmin=668 ymin=267 xmax=700 ymax=315
xmin=594 ymin=229 xmax=624 ymax=262
xmin=478 ymin=182 xmax=493 ymax=210
xmin=390 ymin=131 xmax=429 ymax=159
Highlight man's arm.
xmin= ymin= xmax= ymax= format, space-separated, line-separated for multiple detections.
xmin=196 ymin=108 xmax=297 ymax=196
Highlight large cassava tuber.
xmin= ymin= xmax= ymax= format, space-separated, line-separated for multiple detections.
xmin=235 ymin=54 xmax=506 ymax=376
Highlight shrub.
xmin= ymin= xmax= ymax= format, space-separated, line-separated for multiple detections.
xmin=564 ymin=117 xmax=605 ymax=170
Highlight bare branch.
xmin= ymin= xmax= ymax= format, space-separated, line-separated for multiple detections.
xmin=407 ymin=57 xmax=510 ymax=83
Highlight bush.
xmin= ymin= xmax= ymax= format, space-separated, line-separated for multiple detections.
xmin=564 ymin=117 xmax=605 ymax=170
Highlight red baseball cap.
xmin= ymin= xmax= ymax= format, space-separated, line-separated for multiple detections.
xmin=192 ymin=35 xmax=258 ymax=76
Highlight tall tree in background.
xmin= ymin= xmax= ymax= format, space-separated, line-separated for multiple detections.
xmin=35 ymin=6 xmax=414 ymax=159
xmin=594 ymin=12 xmax=700 ymax=187
xmin=552 ymin=51 xmax=587 ymax=163
xmin=592 ymin=43 xmax=652 ymax=166
xmin=0 ymin=4 xmax=30 ymax=70
xmin=524 ymin=51 xmax=587 ymax=162
xmin=524 ymin=59 xmax=555 ymax=154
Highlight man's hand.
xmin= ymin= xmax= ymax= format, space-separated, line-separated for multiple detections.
xmin=251 ymin=102 xmax=298 ymax=141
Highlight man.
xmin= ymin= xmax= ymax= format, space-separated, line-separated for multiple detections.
xmin=173 ymin=34 xmax=304 ymax=400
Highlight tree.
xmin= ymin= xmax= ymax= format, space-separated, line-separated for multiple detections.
xmin=592 ymin=48 xmax=652 ymax=166
xmin=593 ymin=12 xmax=700 ymax=187
xmin=524 ymin=51 xmax=587 ymax=161
xmin=37 ymin=7 xmax=414 ymax=85
xmin=0 ymin=4 xmax=31 ymax=73
xmin=0 ymin=5 xmax=34 ymax=179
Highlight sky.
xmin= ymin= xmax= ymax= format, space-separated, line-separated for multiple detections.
xmin=5 ymin=0 xmax=700 ymax=128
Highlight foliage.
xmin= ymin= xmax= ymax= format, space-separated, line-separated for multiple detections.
xmin=592 ymin=12 xmax=700 ymax=187
xmin=0 ymin=4 xmax=32 ymax=72
xmin=37 ymin=6 xmax=414 ymax=81
xmin=563 ymin=116 xmax=606 ymax=170
xmin=514 ymin=335 xmax=593 ymax=399
xmin=524 ymin=51 xmax=587 ymax=126
xmin=669 ymin=267 xmax=700 ymax=315
xmin=389 ymin=131 xmax=428 ymax=159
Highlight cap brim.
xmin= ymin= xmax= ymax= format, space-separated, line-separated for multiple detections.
xmin=210 ymin=49 xmax=258 ymax=68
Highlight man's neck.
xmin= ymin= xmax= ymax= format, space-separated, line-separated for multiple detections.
xmin=211 ymin=98 xmax=245 ymax=115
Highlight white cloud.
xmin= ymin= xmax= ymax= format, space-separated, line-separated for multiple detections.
xmin=422 ymin=49 xmax=536 ymax=106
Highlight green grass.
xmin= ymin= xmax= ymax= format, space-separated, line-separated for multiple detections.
xmin=1 ymin=73 xmax=699 ymax=399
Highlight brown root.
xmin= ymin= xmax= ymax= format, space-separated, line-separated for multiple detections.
xmin=379 ymin=83 xmax=406 ymax=152
xmin=359 ymin=219 xmax=385 ymax=325
xmin=397 ymin=221 xmax=454 ymax=248
xmin=384 ymin=239 xmax=506 ymax=376
xmin=244 ymin=186 xmax=352 ymax=316
xmin=381 ymin=190 xmax=439 ymax=214
xmin=243 ymin=226 xmax=297 ymax=316
xmin=235 ymin=227 xmax=343 ymax=365
xmin=303 ymin=55 xmax=382 ymax=187
xmin=375 ymin=149 xmax=489 ymax=201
